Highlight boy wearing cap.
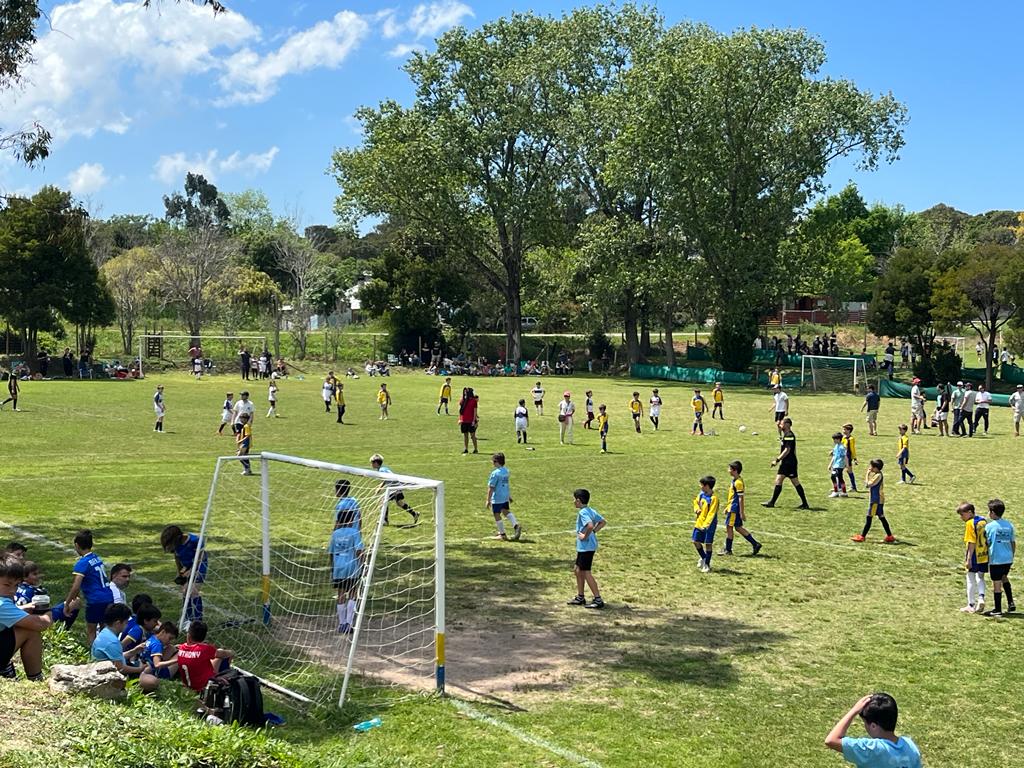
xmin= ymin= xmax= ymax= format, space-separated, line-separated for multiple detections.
xmin=1010 ymin=384 xmax=1024 ymax=437
xmin=690 ymin=389 xmax=707 ymax=435
xmin=558 ymin=391 xmax=575 ymax=445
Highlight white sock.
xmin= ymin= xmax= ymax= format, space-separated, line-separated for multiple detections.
xmin=506 ymin=513 xmax=519 ymax=527
xmin=975 ymin=573 xmax=986 ymax=601
xmin=267 ymin=406 xmax=274 ymax=417
xmin=346 ymin=599 xmax=357 ymax=626
xmin=966 ymin=574 xmax=976 ymax=605
xmin=337 ymin=603 xmax=346 ymax=626
xmin=495 ymin=520 xmax=506 ymax=535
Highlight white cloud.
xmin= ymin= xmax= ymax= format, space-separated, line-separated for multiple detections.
xmin=216 ymin=11 xmax=369 ymax=106
xmin=0 ymin=0 xmax=257 ymax=142
xmin=153 ymin=146 xmax=280 ymax=185
xmin=66 ymin=162 xmax=110 ymax=195
xmin=388 ymin=43 xmax=426 ymax=59
xmin=382 ymin=1 xmax=473 ymax=41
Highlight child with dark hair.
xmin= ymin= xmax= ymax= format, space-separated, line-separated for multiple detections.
xmin=63 ymin=529 xmax=112 ymax=646
xmin=15 ymin=560 xmax=80 ymax=630
xmin=4 ymin=542 xmax=26 ymax=559
xmin=485 ymin=453 xmax=521 ymax=541
xmin=177 ymin=620 xmax=234 ymax=692
xmin=330 ymin=504 xmax=364 ymax=635
xmin=851 ymin=460 xmax=894 ymax=543
xmin=139 ymin=621 xmax=180 ymax=694
xmin=825 ymin=693 xmax=921 ymax=766
xmin=984 ymin=498 xmax=1016 ymax=617
xmin=91 ymin=603 xmax=144 ymax=677
xmin=567 ymin=489 xmax=605 ymax=609
xmin=120 ymin=602 xmax=162 ymax=652
xmin=160 ymin=525 xmax=207 ymax=622
xmin=0 ymin=554 xmax=51 ymax=681
xmin=333 ymin=479 xmax=361 ymax=530
xmin=828 ymin=432 xmax=848 ymax=498
xmin=720 ymin=461 xmax=761 ymax=556
xmin=692 ymin=476 xmax=719 ymax=572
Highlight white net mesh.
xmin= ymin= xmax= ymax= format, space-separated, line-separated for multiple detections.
xmin=183 ymin=452 xmax=442 ymax=710
xmin=802 ymin=356 xmax=867 ymax=393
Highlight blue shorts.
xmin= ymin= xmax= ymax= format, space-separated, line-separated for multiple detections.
xmin=898 ymin=449 xmax=909 ymax=464
xmin=869 ymin=502 xmax=885 ymax=518
xmin=491 ymin=501 xmax=510 ymax=515
xmin=692 ymin=520 xmax=717 ymax=544
xmin=725 ymin=510 xmax=742 ymax=528
xmin=85 ymin=601 xmax=113 ymax=625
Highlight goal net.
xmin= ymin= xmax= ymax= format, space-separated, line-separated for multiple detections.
xmin=935 ymin=336 xmax=966 ymax=360
xmin=800 ymin=355 xmax=868 ymax=393
xmin=137 ymin=334 xmax=267 ymax=378
xmin=181 ymin=451 xmax=445 ymax=710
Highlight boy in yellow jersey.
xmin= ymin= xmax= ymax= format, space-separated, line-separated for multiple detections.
xmin=690 ymin=389 xmax=708 ymax=435
xmin=437 ymin=377 xmax=452 ymax=415
xmin=896 ymin=424 xmax=916 ymax=483
xmin=711 ymin=382 xmax=724 ymax=419
xmin=841 ymin=423 xmax=859 ymax=492
xmin=957 ymin=502 xmax=989 ymax=613
xmin=720 ymin=461 xmax=761 ymax=555
xmin=377 ymin=383 xmax=391 ymax=420
xmin=236 ymin=413 xmax=253 ymax=476
xmin=597 ymin=404 xmax=609 ymax=453
xmin=692 ymin=476 xmax=719 ymax=572
xmin=629 ymin=392 xmax=643 ymax=433
xmin=851 ymin=459 xmax=894 ymax=543
xmin=334 ymin=381 xmax=346 ymax=424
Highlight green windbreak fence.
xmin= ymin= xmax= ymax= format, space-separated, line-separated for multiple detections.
xmin=631 ymin=364 xmax=801 ymax=388
xmin=879 ymin=379 xmax=1013 ymax=407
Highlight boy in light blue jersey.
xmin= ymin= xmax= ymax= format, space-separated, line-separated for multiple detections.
xmin=485 ymin=453 xmax=522 ymax=541
xmin=825 ymin=692 xmax=921 ymax=767
xmin=92 ymin=603 xmax=144 ymax=677
xmin=567 ymin=489 xmax=605 ymax=609
xmin=330 ymin=503 xmax=365 ymax=635
xmin=983 ymin=498 xmax=1016 ymax=617
xmin=333 ymin=479 xmax=362 ymax=531
xmin=63 ymin=529 xmax=112 ymax=647
xmin=828 ymin=432 xmax=848 ymax=498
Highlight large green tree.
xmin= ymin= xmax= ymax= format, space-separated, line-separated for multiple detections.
xmin=628 ymin=25 xmax=906 ymax=370
xmin=932 ymin=244 xmax=1024 ymax=388
xmin=0 ymin=186 xmax=113 ymax=368
xmin=333 ymin=11 xmax=573 ymax=364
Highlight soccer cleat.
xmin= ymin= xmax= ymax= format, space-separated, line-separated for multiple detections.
xmin=851 ymin=534 xmax=866 ymax=542
xmin=760 ymin=502 xmax=775 ymax=508
xmin=829 ymin=491 xmax=840 ymax=498
xmin=909 ymin=476 xmax=916 ymax=484
xmin=337 ymin=623 xmax=349 ymax=634
xmin=241 ymin=470 xmax=253 ymax=476
xmin=976 ymin=600 xmax=985 ymax=614
xmin=884 ymin=535 xmax=896 ymax=543
xmin=797 ymin=504 xmax=811 ymax=510
xmin=982 ymin=610 xmax=1003 ymax=618
xmin=1008 ymin=602 xmax=1017 ymax=613
xmin=584 ymin=597 xmax=605 ymax=609
xmin=493 ymin=533 xmax=508 ymax=541
xmin=512 ymin=523 xmax=522 ymax=541
xmin=566 ymin=595 xmax=586 ymax=606
xmin=959 ymin=605 xmax=976 ymax=613
xmin=717 ymin=549 xmax=733 ymax=556
xmin=897 ymin=480 xmax=906 ymax=484
xmin=839 ymin=492 xmax=848 ymax=498
xmin=751 ymin=542 xmax=763 ymax=556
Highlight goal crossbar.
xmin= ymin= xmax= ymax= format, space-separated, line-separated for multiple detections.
xmin=182 ymin=452 xmax=447 ymax=708
xmin=800 ymin=355 xmax=867 ymax=391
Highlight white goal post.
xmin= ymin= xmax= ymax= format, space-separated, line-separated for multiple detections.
xmin=935 ymin=336 xmax=967 ymax=360
xmin=137 ymin=334 xmax=267 ymax=378
xmin=181 ymin=451 xmax=446 ymax=709
xmin=800 ymin=355 xmax=868 ymax=393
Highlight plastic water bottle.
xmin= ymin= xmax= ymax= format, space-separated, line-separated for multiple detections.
xmin=353 ymin=717 xmax=382 ymax=732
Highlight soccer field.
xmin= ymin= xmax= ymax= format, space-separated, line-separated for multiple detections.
xmin=1 ymin=369 xmax=1021 ymax=767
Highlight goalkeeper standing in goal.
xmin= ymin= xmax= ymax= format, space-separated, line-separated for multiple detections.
xmin=370 ymin=454 xmax=419 ymax=526
xmin=330 ymin=504 xmax=364 ymax=635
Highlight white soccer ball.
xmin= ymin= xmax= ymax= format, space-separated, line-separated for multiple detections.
xmin=739 ymin=425 xmax=747 ymax=433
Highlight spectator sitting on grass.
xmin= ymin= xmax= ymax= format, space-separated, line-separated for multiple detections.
xmin=91 ymin=603 xmax=144 ymax=677
xmin=825 ymin=693 xmax=921 ymax=767
xmin=176 ymin=620 xmax=234 ymax=693
xmin=0 ymin=553 xmax=51 ymax=681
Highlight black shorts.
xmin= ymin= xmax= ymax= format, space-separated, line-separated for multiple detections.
xmin=990 ymin=563 xmax=1012 ymax=581
xmin=333 ymin=577 xmax=361 ymax=592
xmin=439 ymin=397 xmax=449 ymax=404
xmin=0 ymin=626 xmax=15 ymax=669
xmin=774 ymin=411 xmax=787 ymax=422
xmin=389 ymin=491 xmax=406 ymax=504
xmin=575 ymin=550 xmax=595 ymax=571
xmin=460 ymin=422 xmax=477 ymax=434
xmin=778 ymin=461 xmax=798 ymax=479
xmin=232 ymin=423 xmax=242 ymax=435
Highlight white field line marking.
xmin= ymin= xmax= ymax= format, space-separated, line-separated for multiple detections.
xmin=450 ymin=697 xmax=604 ymax=768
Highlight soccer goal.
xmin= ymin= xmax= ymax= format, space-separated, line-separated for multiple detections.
xmin=137 ymin=334 xmax=268 ymax=378
xmin=935 ymin=336 xmax=966 ymax=360
xmin=800 ymin=355 xmax=868 ymax=393
xmin=181 ymin=452 xmax=445 ymax=710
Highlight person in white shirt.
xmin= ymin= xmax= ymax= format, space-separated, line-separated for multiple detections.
xmin=514 ymin=399 xmax=530 ymax=444
xmin=322 ymin=374 xmax=336 ymax=413
xmin=973 ymin=383 xmax=992 ymax=434
xmin=267 ymin=379 xmax=279 ymax=418
xmin=153 ymin=385 xmax=165 ymax=433
xmin=909 ymin=378 xmax=927 ymax=434
xmin=232 ymin=391 xmax=255 ymax=435
xmin=531 ymin=382 xmax=545 ymax=415
xmin=217 ymin=392 xmax=233 ymax=435
xmin=1010 ymin=384 xmax=1024 ymax=437
xmin=959 ymin=383 xmax=977 ymax=437
xmin=558 ymin=391 xmax=576 ymax=445
xmin=769 ymin=386 xmax=789 ymax=435
xmin=108 ymin=564 xmax=132 ymax=605
xmin=649 ymin=389 xmax=663 ymax=431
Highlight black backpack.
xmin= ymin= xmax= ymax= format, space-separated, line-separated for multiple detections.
xmin=201 ymin=669 xmax=264 ymax=727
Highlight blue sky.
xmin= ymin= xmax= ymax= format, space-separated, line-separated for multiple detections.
xmin=1 ymin=0 xmax=1021 ymax=226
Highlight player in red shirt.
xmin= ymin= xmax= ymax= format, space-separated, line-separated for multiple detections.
xmin=176 ymin=620 xmax=234 ymax=693
xmin=458 ymin=387 xmax=480 ymax=454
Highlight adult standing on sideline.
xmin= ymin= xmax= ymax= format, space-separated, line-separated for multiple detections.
xmin=458 ymin=387 xmax=479 ymax=454
xmin=951 ymin=381 xmax=966 ymax=436
xmin=960 ymin=383 xmax=977 ymax=437
xmin=883 ymin=342 xmax=895 ymax=379
xmin=1010 ymin=384 xmax=1024 ymax=437
xmin=909 ymin=378 xmax=927 ymax=433
xmin=770 ymin=385 xmax=789 ymax=436
xmin=762 ymin=418 xmax=810 ymax=509
xmin=239 ymin=347 xmax=251 ymax=381
xmin=62 ymin=347 xmax=74 ymax=378
xmin=78 ymin=349 xmax=91 ymax=379
xmin=974 ymin=383 xmax=992 ymax=435
xmin=935 ymin=383 xmax=950 ymax=437
xmin=558 ymin=391 xmax=576 ymax=445
xmin=861 ymin=384 xmax=880 ymax=436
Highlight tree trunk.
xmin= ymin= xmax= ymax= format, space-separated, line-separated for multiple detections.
xmin=502 ymin=259 xmax=523 ymax=365
xmin=623 ymin=296 xmax=640 ymax=365
xmin=663 ymin=308 xmax=676 ymax=368
xmin=25 ymin=329 xmax=38 ymax=374
xmin=711 ymin=306 xmax=757 ymax=372
xmin=986 ymin=329 xmax=997 ymax=391
xmin=639 ymin=304 xmax=651 ymax=357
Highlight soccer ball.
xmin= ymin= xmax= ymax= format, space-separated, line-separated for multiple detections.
xmin=739 ymin=425 xmax=747 ymax=433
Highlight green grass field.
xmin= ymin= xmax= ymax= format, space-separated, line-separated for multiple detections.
xmin=1 ymin=368 xmax=1021 ymax=767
